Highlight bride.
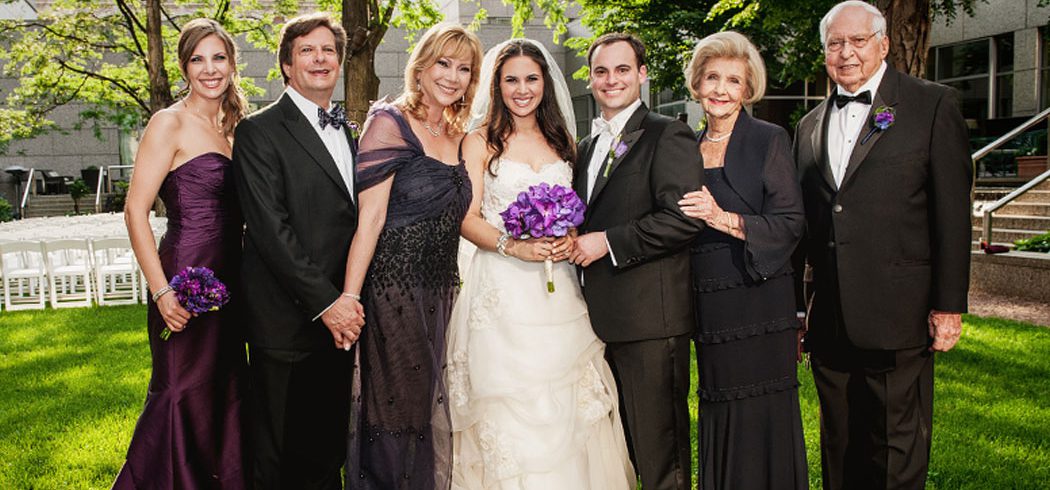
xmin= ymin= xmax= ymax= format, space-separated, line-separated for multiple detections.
xmin=446 ymin=38 xmax=635 ymax=489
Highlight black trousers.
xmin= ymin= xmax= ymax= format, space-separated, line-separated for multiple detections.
xmin=249 ymin=345 xmax=353 ymax=490
xmin=810 ymin=341 xmax=934 ymax=490
xmin=606 ymin=335 xmax=693 ymax=490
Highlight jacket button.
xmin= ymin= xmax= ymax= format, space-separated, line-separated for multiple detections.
xmin=833 ymin=204 xmax=843 ymax=213
xmin=827 ymin=241 xmax=836 ymax=248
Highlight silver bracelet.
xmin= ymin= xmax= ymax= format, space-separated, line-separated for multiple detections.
xmin=342 ymin=292 xmax=362 ymax=301
xmin=151 ymin=285 xmax=173 ymax=302
xmin=496 ymin=232 xmax=511 ymax=257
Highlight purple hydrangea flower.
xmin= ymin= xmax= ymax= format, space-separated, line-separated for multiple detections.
xmin=499 ymin=183 xmax=586 ymax=239
xmin=160 ymin=266 xmax=230 ymax=341
xmin=873 ymin=107 xmax=895 ymax=130
xmin=613 ymin=140 xmax=628 ymax=158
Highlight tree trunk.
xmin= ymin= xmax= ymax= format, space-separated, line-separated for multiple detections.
xmin=146 ymin=0 xmax=173 ymax=114
xmin=343 ymin=0 xmax=384 ymax=123
xmin=877 ymin=0 xmax=932 ymax=78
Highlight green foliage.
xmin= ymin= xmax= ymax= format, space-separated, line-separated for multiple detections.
xmin=0 ymin=195 xmax=13 ymax=222
xmin=1013 ymin=232 xmax=1050 ymax=253
xmin=67 ymin=178 xmax=89 ymax=214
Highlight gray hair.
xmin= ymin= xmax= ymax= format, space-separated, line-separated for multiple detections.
xmin=684 ymin=31 xmax=767 ymax=105
xmin=820 ymin=1 xmax=886 ymax=46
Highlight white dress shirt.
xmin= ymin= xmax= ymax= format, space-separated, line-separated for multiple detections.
xmin=827 ymin=61 xmax=887 ymax=188
xmin=285 ymin=86 xmax=355 ymax=200
xmin=584 ymin=98 xmax=642 ymax=268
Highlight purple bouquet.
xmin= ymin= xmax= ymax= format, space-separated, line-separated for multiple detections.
xmin=159 ymin=266 xmax=230 ymax=341
xmin=499 ymin=183 xmax=586 ymax=292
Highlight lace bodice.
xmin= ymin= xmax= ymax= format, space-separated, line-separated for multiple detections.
xmin=480 ymin=158 xmax=573 ymax=232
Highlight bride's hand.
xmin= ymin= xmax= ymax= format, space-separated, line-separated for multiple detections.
xmin=549 ymin=235 xmax=574 ymax=262
xmin=508 ymin=237 xmax=554 ymax=262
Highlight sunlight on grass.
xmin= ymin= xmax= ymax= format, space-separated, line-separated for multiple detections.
xmin=1 ymin=307 xmax=1047 ymax=488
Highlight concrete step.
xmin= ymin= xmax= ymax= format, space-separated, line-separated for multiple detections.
xmin=998 ymin=201 xmax=1050 ymax=216
xmin=971 ymin=214 xmax=1050 ymax=230
xmin=972 ymin=227 xmax=1047 ymax=244
xmin=973 ymin=186 xmax=1014 ymax=201
xmin=1013 ymin=190 xmax=1050 ymax=203
xmin=23 ymin=194 xmax=103 ymax=218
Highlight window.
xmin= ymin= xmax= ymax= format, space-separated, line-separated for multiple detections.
xmin=572 ymin=95 xmax=595 ymax=140
xmin=928 ymin=33 xmax=1014 ymax=120
xmin=652 ymin=87 xmax=690 ymax=121
xmin=753 ymin=73 xmax=829 ymax=133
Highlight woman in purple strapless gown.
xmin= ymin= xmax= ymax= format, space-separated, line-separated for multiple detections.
xmin=115 ymin=19 xmax=250 ymax=489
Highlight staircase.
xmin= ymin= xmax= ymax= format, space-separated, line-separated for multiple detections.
xmin=972 ymin=179 xmax=1050 ymax=250
xmin=23 ymin=194 xmax=109 ymax=218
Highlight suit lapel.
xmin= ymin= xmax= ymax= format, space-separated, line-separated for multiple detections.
xmin=589 ymin=105 xmax=648 ymax=204
xmin=840 ymin=68 xmax=900 ymax=190
xmin=278 ymin=95 xmax=353 ymax=201
xmin=344 ymin=124 xmax=360 ymax=207
xmin=575 ymin=136 xmax=596 ymax=204
xmin=811 ymin=98 xmax=837 ymax=191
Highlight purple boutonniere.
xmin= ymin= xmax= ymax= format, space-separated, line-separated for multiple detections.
xmin=603 ymin=134 xmax=627 ymax=177
xmin=860 ymin=106 xmax=895 ymax=145
xmin=348 ymin=121 xmax=361 ymax=140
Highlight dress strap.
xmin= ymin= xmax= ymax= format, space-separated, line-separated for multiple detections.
xmin=457 ymin=137 xmax=466 ymax=163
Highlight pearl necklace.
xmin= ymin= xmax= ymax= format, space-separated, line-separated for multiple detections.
xmin=704 ymin=130 xmax=732 ymax=142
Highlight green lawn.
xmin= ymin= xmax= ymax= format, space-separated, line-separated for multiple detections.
xmin=1 ymin=307 xmax=1048 ymax=489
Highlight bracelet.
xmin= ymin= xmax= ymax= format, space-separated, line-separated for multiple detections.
xmin=151 ymin=285 xmax=173 ymax=302
xmin=342 ymin=292 xmax=362 ymax=301
xmin=496 ymin=232 xmax=511 ymax=257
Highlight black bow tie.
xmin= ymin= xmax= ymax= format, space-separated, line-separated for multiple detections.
xmin=834 ymin=90 xmax=872 ymax=109
xmin=318 ymin=105 xmax=348 ymax=130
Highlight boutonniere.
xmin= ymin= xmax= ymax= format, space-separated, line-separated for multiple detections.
xmin=860 ymin=106 xmax=894 ymax=145
xmin=603 ymin=133 xmax=627 ymax=177
xmin=347 ymin=121 xmax=361 ymax=140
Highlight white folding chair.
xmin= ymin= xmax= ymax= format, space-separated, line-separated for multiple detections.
xmin=92 ymin=237 xmax=139 ymax=305
xmin=44 ymin=239 xmax=93 ymax=308
xmin=1 ymin=241 xmax=48 ymax=311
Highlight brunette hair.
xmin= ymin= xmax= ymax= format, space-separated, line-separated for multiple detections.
xmin=177 ymin=18 xmax=248 ymax=136
xmin=483 ymin=40 xmax=576 ymax=175
xmin=278 ymin=13 xmax=347 ymax=84
xmin=587 ymin=32 xmax=646 ymax=67
xmin=684 ymin=31 xmax=767 ymax=105
xmin=398 ymin=23 xmax=483 ymax=136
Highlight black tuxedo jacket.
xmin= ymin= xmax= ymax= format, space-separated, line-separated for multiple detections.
xmin=574 ymin=104 xmax=703 ymax=342
xmin=232 ymin=93 xmax=359 ymax=352
xmin=793 ymin=67 xmax=972 ymax=350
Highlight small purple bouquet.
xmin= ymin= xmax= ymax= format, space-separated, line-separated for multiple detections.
xmin=500 ymin=183 xmax=587 ymax=292
xmin=159 ymin=266 xmax=230 ymax=341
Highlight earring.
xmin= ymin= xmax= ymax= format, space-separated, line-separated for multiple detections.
xmin=416 ymin=79 xmax=421 ymax=91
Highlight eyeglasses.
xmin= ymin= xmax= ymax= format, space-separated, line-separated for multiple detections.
xmin=825 ymin=32 xmax=881 ymax=53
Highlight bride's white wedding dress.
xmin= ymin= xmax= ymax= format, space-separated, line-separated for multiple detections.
xmin=447 ymin=158 xmax=635 ymax=490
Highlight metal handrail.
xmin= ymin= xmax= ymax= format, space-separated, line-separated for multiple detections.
xmin=94 ymin=164 xmax=134 ymax=213
xmin=974 ymin=107 xmax=1050 ymax=245
xmin=19 ymin=167 xmax=34 ymax=219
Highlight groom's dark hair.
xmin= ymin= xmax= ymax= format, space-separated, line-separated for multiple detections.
xmin=587 ymin=32 xmax=646 ymax=68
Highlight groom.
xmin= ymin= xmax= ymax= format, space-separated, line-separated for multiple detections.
xmin=570 ymin=33 xmax=703 ymax=490
xmin=233 ymin=13 xmax=363 ymax=489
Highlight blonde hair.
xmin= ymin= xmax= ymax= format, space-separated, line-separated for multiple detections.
xmin=398 ymin=23 xmax=483 ymax=135
xmin=177 ymin=18 xmax=248 ymax=136
xmin=684 ymin=31 xmax=767 ymax=106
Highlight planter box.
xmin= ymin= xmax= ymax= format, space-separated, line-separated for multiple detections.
xmin=1016 ymin=155 xmax=1048 ymax=179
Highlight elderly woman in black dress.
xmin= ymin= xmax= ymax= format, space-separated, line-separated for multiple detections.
xmin=677 ymin=31 xmax=808 ymax=489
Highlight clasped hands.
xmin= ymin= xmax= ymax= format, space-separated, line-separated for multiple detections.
xmin=678 ymin=186 xmax=723 ymax=224
xmin=322 ymin=295 xmax=366 ymax=351
xmin=506 ymin=234 xmax=576 ymax=263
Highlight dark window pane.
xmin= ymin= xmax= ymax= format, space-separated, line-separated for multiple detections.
xmin=996 ymin=74 xmax=1013 ymax=118
xmin=1041 ymin=68 xmax=1050 ymax=110
xmin=752 ymin=99 xmax=804 ymax=134
xmin=766 ymin=80 xmax=807 ymax=97
xmin=946 ymin=77 xmax=989 ymax=120
xmin=996 ymin=33 xmax=1014 ymax=73
xmin=937 ymin=40 xmax=990 ymax=79
xmin=926 ymin=48 xmax=937 ymax=80
xmin=806 ymin=71 xmax=830 ymax=97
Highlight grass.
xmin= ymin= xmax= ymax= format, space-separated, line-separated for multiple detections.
xmin=1 ymin=308 xmax=1048 ymax=489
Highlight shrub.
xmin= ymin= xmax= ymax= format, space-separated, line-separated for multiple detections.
xmin=1014 ymin=232 xmax=1050 ymax=253
xmin=0 ymin=195 xmax=13 ymax=222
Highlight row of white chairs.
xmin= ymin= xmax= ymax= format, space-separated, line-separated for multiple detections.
xmin=0 ymin=238 xmax=143 ymax=311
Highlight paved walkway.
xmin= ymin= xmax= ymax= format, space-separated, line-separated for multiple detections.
xmin=969 ymin=290 xmax=1050 ymax=327
xmin=0 ymin=213 xmax=165 ymax=241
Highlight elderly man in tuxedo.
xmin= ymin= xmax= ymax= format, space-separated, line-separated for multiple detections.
xmin=793 ymin=2 xmax=972 ymax=489
xmin=233 ymin=12 xmax=363 ymax=489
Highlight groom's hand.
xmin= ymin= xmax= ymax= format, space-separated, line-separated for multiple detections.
xmin=322 ymin=295 xmax=365 ymax=350
xmin=570 ymin=232 xmax=609 ymax=267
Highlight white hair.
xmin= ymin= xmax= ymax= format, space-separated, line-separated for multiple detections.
xmin=820 ymin=1 xmax=887 ymax=46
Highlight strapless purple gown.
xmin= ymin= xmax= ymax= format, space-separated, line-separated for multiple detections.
xmin=113 ymin=153 xmax=249 ymax=490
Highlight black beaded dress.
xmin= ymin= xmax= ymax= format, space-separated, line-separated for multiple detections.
xmin=346 ymin=101 xmax=471 ymax=489
xmin=691 ymin=165 xmax=808 ymax=490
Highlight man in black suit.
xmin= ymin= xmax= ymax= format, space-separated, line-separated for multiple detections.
xmin=793 ymin=2 xmax=972 ymax=488
xmin=232 ymin=13 xmax=362 ymax=489
xmin=569 ymin=33 xmax=702 ymax=490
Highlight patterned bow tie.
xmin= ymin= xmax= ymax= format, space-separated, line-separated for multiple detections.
xmin=591 ymin=117 xmax=613 ymax=138
xmin=318 ymin=105 xmax=348 ymax=130
xmin=834 ymin=90 xmax=872 ymax=109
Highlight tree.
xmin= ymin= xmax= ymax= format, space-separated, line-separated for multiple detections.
xmin=67 ymin=178 xmax=89 ymax=214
